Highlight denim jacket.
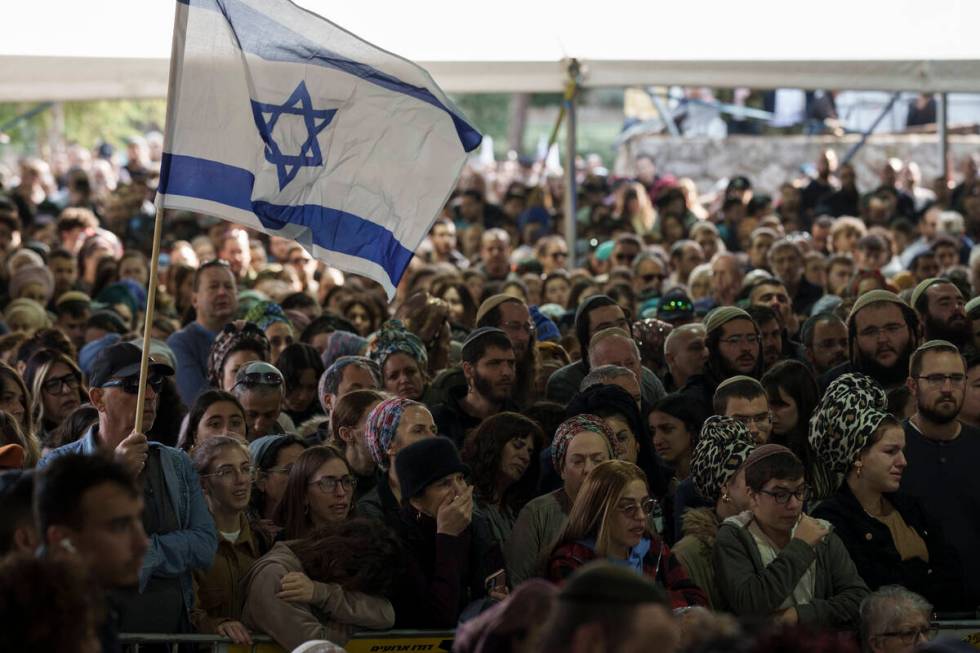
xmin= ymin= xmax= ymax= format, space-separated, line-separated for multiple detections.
xmin=40 ymin=427 xmax=218 ymax=617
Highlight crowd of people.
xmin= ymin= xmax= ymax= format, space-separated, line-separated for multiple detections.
xmin=0 ymin=135 xmax=979 ymax=653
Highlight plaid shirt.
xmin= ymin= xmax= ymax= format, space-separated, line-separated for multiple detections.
xmin=547 ymin=536 xmax=709 ymax=610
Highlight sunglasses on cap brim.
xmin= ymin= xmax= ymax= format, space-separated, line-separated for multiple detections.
xmin=101 ymin=374 xmax=166 ymax=394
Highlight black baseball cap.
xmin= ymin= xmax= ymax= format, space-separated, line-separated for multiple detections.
xmin=88 ymin=342 xmax=175 ymax=388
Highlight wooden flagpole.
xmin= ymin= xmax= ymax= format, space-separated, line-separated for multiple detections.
xmin=133 ymin=197 xmax=165 ymax=435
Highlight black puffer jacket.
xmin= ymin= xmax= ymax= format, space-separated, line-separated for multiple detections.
xmin=812 ymin=482 xmax=967 ymax=613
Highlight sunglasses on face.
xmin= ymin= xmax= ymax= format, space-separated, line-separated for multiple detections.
xmin=102 ymin=374 xmax=165 ymax=394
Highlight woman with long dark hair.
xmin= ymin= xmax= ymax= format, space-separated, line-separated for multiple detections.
xmin=177 ymin=389 xmax=247 ymax=452
xmin=329 ymin=389 xmax=384 ymax=500
xmin=648 ymin=392 xmax=704 ymax=544
xmin=431 ymin=278 xmax=477 ymax=332
xmin=461 ymin=412 xmax=543 ymax=549
xmin=761 ymin=359 xmax=831 ymax=499
xmin=274 ymin=446 xmax=356 ymax=540
xmin=275 ymin=343 xmax=325 ymax=425
xmin=241 ymin=518 xmax=400 ymax=650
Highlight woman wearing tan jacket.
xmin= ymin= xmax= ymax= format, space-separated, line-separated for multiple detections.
xmin=241 ymin=518 xmax=401 ymax=650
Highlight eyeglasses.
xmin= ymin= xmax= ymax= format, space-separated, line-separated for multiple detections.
xmin=917 ymin=373 xmax=966 ymax=387
xmin=874 ymin=626 xmax=938 ymax=644
xmin=42 ymin=372 xmax=80 ymax=395
xmin=719 ymin=334 xmax=761 ymax=346
xmin=102 ymin=374 xmax=165 ymax=394
xmin=660 ymin=299 xmax=693 ymax=313
xmin=234 ymin=372 xmax=283 ymax=389
xmin=550 ymin=251 xmax=568 ymax=260
xmin=202 ymin=464 xmax=254 ymax=480
xmin=732 ymin=412 xmax=772 ymax=428
xmin=617 ymin=498 xmax=659 ymax=519
xmin=309 ymin=475 xmax=356 ymax=493
xmin=614 ymin=253 xmax=638 ymax=264
xmin=857 ymin=323 xmax=907 ymax=339
xmin=500 ymin=321 xmax=536 ymax=335
xmin=758 ymin=485 xmax=809 ymax=504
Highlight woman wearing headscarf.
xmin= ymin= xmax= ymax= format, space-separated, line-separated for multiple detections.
xmin=505 ymin=415 xmax=614 ymax=586
xmin=355 ymin=396 xmax=437 ymax=526
xmin=367 ymin=320 xmax=430 ymax=402
xmin=244 ymin=300 xmax=295 ymax=360
xmin=672 ymin=416 xmax=756 ymax=609
xmin=566 ymin=383 xmax=669 ymax=501
xmin=320 ymin=330 xmax=368 ymax=370
xmin=207 ymin=321 xmax=271 ymax=391
xmin=810 ymin=373 xmax=966 ymax=611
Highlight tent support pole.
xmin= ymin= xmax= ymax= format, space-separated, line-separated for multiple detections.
xmin=938 ymin=92 xmax=949 ymax=182
xmin=651 ymin=92 xmax=681 ymax=137
xmin=841 ymin=92 xmax=901 ymax=166
xmin=563 ymin=59 xmax=580 ymax=270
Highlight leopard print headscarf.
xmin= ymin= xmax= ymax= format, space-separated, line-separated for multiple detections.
xmin=691 ymin=415 xmax=756 ymax=502
xmin=808 ymin=372 xmax=889 ymax=491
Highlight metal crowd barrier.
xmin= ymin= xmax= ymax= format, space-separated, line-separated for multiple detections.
xmin=934 ymin=620 xmax=980 ymax=647
xmin=120 ymin=633 xmax=277 ymax=652
xmin=120 ymin=630 xmax=455 ymax=653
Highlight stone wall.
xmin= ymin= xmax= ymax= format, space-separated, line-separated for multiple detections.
xmin=615 ymin=133 xmax=980 ymax=197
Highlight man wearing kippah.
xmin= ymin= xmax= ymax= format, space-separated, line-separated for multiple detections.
xmin=901 ymin=340 xmax=980 ymax=605
xmin=910 ymin=278 xmax=970 ymax=349
xmin=819 ymin=290 xmax=919 ymax=391
xmin=681 ymin=306 xmax=763 ymax=406
xmin=430 ymin=328 xmax=519 ymax=448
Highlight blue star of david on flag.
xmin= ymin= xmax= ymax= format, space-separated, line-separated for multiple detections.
xmin=250 ymin=81 xmax=337 ymax=191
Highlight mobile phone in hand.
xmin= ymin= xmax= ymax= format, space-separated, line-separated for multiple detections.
xmin=484 ymin=569 xmax=506 ymax=593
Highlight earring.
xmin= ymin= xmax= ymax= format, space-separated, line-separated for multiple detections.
xmin=854 ymin=461 xmax=863 ymax=479
xmin=721 ymin=492 xmax=731 ymax=504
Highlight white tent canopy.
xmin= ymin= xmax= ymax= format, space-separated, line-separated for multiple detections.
xmin=3 ymin=0 xmax=980 ymax=100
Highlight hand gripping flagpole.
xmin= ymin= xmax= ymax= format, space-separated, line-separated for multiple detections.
xmin=134 ymin=197 xmax=165 ymax=436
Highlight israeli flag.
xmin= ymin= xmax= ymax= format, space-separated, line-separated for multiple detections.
xmin=158 ymin=0 xmax=481 ymax=298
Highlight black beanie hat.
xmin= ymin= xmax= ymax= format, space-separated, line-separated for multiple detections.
xmin=396 ymin=437 xmax=469 ymax=503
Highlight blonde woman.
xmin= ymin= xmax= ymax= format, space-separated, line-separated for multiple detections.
xmin=546 ymin=459 xmax=708 ymax=609
xmin=0 ymin=362 xmax=41 ymax=466
xmin=22 ymin=349 xmax=86 ymax=448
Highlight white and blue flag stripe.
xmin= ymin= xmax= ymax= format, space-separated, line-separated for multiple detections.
xmin=159 ymin=0 xmax=481 ymax=297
